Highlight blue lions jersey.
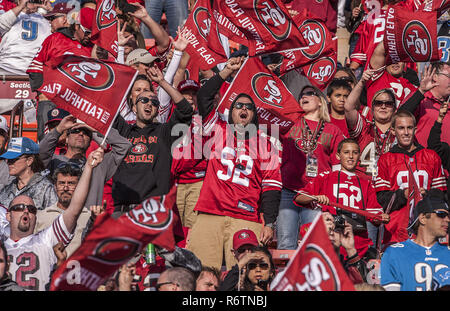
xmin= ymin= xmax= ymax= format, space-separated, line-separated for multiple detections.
xmin=380 ymin=240 xmax=450 ymax=291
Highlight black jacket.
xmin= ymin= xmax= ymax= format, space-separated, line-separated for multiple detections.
xmin=427 ymin=121 xmax=450 ymax=201
xmin=112 ymin=98 xmax=193 ymax=207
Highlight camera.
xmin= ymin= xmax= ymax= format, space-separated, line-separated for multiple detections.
xmin=334 ymin=215 xmax=346 ymax=232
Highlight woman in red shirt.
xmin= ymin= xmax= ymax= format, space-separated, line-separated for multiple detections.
xmin=276 ymin=85 xmax=345 ymax=250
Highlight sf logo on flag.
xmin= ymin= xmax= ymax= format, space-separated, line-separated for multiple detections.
xmin=127 ymin=197 xmax=173 ymax=230
xmin=300 ymin=20 xmax=327 ymax=59
xmin=90 ymin=237 xmax=141 ymax=265
xmin=308 ymin=57 xmax=336 ymax=84
xmin=194 ymin=7 xmax=211 ymax=40
xmin=251 ymin=73 xmax=283 ymax=108
xmin=298 ymin=244 xmax=341 ymax=291
xmin=255 ymin=0 xmax=291 ymax=41
xmin=403 ymin=21 xmax=432 ymax=62
xmin=59 ymin=59 xmax=115 ymax=91
xmin=97 ymin=0 xmax=116 ymax=29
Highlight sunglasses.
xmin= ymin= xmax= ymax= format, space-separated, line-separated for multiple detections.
xmin=300 ymin=90 xmax=319 ymax=98
xmin=9 ymin=204 xmax=37 ymax=214
xmin=432 ymin=210 xmax=450 ymax=219
xmin=137 ymin=96 xmax=159 ymax=107
xmin=68 ymin=127 xmax=92 ymax=137
xmin=6 ymin=155 xmax=28 ymax=165
xmin=334 ymin=76 xmax=353 ymax=83
xmin=247 ymin=262 xmax=269 ymax=270
xmin=373 ymin=100 xmax=395 ymax=107
xmin=56 ymin=161 xmax=83 ymax=171
xmin=234 ymin=102 xmax=255 ymax=110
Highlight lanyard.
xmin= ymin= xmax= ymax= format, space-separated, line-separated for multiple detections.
xmin=299 ymin=117 xmax=325 ymax=154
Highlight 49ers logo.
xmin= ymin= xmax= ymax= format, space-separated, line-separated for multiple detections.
xmin=131 ymin=143 xmax=148 ymax=155
xmin=300 ymin=20 xmax=327 ymax=59
xmin=96 ymin=0 xmax=117 ymax=30
xmin=255 ymin=0 xmax=291 ymax=41
xmin=127 ymin=197 xmax=173 ymax=231
xmin=193 ymin=6 xmax=211 ymax=40
xmin=402 ymin=21 xmax=432 ymax=62
xmin=251 ymin=73 xmax=283 ymax=108
xmin=91 ymin=237 xmax=141 ymax=265
xmin=299 ymin=244 xmax=341 ymax=290
xmin=306 ymin=56 xmax=336 ymax=86
xmin=58 ymin=58 xmax=115 ymax=91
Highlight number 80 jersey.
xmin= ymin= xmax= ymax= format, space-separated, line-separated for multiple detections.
xmin=194 ymin=112 xmax=282 ymax=223
xmin=0 ymin=12 xmax=51 ymax=75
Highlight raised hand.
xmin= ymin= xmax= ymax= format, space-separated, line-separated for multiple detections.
xmin=173 ymin=26 xmax=191 ymax=52
xmin=146 ymin=64 xmax=164 ymax=84
xmin=87 ymin=147 xmax=104 ymax=168
xmin=128 ymin=3 xmax=149 ymax=21
xmin=419 ymin=65 xmax=439 ymax=94
xmin=55 ymin=114 xmax=77 ymax=134
xmin=360 ymin=69 xmax=374 ymax=83
xmin=118 ymin=22 xmax=134 ymax=47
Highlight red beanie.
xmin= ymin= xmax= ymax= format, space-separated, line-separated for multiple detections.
xmin=79 ymin=7 xmax=95 ymax=31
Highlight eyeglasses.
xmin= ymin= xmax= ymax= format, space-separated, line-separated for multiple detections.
xmin=247 ymin=262 xmax=269 ymax=270
xmin=437 ymin=72 xmax=450 ymax=79
xmin=373 ymin=100 xmax=395 ymax=107
xmin=137 ymin=96 xmax=159 ymax=107
xmin=9 ymin=204 xmax=37 ymax=214
xmin=56 ymin=162 xmax=83 ymax=171
xmin=6 ymin=155 xmax=29 ymax=165
xmin=334 ymin=76 xmax=353 ymax=83
xmin=300 ymin=90 xmax=319 ymax=98
xmin=432 ymin=210 xmax=450 ymax=219
xmin=56 ymin=180 xmax=78 ymax=189
xmin=68 ymin=128 xmax=92 ymax=137
xmin=155 ymin=281 xmax=179 ymax=291
xmin=234 ymin=102 xmax=255 ymax=110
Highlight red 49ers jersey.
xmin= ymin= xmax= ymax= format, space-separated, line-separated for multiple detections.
xmin=27 ymin=32 xmax=92 ymax=74
xmin=350 ymin=8 xmax=386 ymax=67
xmin=348 ymin=112 xmax=396 ymax=178
xmin=295 ymin=170 xmax=383 ymax=257
xmin=194 ymin=111 xmax=282 ymax=223
xmin=375 ymin=148 xmax=447 ymax=245
xmin=366 ymin=67 xmax=417 ymax=109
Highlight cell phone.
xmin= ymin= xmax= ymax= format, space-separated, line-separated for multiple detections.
xmin=121 ymin=2 xmax=138 ymax=13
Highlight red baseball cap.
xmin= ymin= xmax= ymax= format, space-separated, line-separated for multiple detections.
xmin=232 ymin=229 xmax=259 ymax=250
xmin=177 ymin=79 xmax=200 ymax=93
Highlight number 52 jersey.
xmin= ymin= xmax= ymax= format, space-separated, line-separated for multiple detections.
xmin=194 ymin=112 xmax=282 ymax=223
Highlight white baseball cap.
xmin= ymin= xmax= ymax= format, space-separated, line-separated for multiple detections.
xmin=0 ymin=116 xmax=9 ymax=134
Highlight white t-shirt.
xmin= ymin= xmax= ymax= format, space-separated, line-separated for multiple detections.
xmin=5 ymin=215 xmax=73 ymax=291
xmin=0 ymin=12 xmax=51 ymax=75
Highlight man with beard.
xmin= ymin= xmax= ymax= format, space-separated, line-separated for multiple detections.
xmin=2 ymin=148 xmax=104 ymax=291
xmin=34 ymin=164 xmax=90 ymax=257
xmin=111 ymin=64 xmax=193 ymax=214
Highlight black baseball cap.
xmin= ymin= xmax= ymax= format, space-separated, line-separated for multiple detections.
xmin=408 ymin=196 xmax=450 ymax=231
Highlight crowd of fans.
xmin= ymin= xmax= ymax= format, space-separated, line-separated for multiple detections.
xmin=0 ymin=0 xmax=449 ymax=292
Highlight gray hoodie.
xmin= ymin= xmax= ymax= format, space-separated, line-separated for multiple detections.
xmin=0 ymin=172 xmax=57 ymax=210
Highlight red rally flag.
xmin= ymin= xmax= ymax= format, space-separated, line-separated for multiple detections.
xmin=50 ymin=196 xmax=176 ymax=291
xmin=38 ymin=55 xmax=138 ymax=137
xmin=299 ymin=49 xmax=338 ymax=91
xmin=270 ymin=213 xmax=356 ymax=291
xmin=383 ymin=5 xmax=441 ymax=64
xmin=278 ymin=16 xmax=337 ymax=75
xmin=182 ymin=0 xmax=228 ymax=71
xmin=212 ymin=0 xmax=308 ymax=56
xmin=216 ymin=56 xmax=304 ymax=135
xmin=418 ymin=0 xmax=450 ymax=16
xmin=91 ymin=0 xmax=119 ymax=58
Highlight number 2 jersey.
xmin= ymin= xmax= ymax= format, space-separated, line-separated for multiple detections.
xmin=4 ymin=215 xmax=73 ymax=291
xmin=0 ymin=12 xmax=51 ymax=75
xmin=380 ymin=239 xmax=450 ymax=291
xmin=375 ymin=145 xmax=447 ymax=245
xmin=193 ymin=111 xmax=282 ymax=223
xmin=295 ymin=169 xmax=383 ymax=257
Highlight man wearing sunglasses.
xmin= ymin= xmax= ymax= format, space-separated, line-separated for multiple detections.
xmin=1 ymin=148 xmax=104 ymax=291
xmin=27 ymin=7 xmax=95 ymax=142
xmin=187 ymin=57 xmax=282 ymax=272
xmin=111 ymin=64 xmax=193 ymax=213
xmin=380 ymin=195 xmax=450 ymax=291
xmin=375 ymin=110 xmax=447 ymax=248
